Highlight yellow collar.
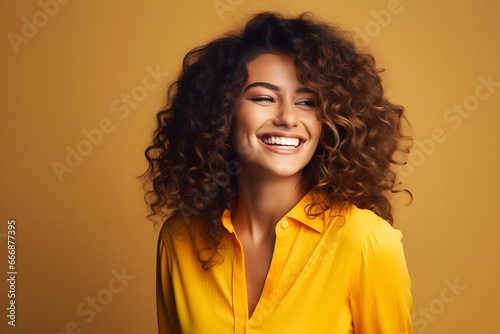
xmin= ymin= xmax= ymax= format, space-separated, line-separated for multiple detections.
xmin=221 ymin=193 xmax=328 ymax=234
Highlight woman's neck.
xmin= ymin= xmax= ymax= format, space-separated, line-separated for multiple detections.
xmin=232 ymin=169 xmax=305 ymax=244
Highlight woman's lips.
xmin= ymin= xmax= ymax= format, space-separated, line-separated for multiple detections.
xmin=258 ymin=135 xmax=304 ymax=153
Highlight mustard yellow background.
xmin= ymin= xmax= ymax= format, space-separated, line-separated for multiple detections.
xmin=1 ymin=0 xmax=498 ymax=333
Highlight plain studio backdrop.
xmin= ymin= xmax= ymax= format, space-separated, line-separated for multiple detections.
xmin=1 ymin=0 xmax=499 ymax=333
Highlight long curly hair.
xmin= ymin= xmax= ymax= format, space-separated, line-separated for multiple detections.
xmin=143 ymin=11 xmax=411 ymax=269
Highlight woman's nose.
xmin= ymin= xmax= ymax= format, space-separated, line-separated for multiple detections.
xmin=273 ymin=101 xmax=298 ymax=127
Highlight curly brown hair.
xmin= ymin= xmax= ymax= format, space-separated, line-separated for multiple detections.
xmin=143 ymin=11 xmax=411 ymax=269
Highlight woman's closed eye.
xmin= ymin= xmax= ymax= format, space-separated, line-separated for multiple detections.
xmin=246 ymin=95 xmax=318 ymax=110
xmin=247 ymin=95 xmax=276 ymax=103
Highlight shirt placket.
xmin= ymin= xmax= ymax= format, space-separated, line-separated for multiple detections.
xmin=231 ymin=232 xmax=249 ymax=333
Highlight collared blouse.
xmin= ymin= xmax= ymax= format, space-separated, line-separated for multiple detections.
xmin=157 ymin=194 xmax=413 ymax=333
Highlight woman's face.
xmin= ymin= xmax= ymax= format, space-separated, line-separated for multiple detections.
xmin=232 ymin=53 xmax=322 ymax=179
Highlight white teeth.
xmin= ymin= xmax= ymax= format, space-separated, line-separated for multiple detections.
xmin=262 ymin=136 xmax=300 ymax=147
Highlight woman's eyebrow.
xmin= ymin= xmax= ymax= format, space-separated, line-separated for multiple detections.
xmin=243 ymin=82 xmax=316 ymax=94
xmin=243 ymin=82 xmax=280 ymax=92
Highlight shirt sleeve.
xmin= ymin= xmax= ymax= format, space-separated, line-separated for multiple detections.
xmin=157 ymin=228 xmax=181 ymax=334
xmin=350 ymin=222 xmax=413 ymax=334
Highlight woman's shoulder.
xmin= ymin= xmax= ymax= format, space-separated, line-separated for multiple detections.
xmin=330 ymin=204 xmax=404 ymax=251
xmin=157 ymin=212 xmax=202 ymax=245
xmin=344 ymin=205 xmax=390 ymax=228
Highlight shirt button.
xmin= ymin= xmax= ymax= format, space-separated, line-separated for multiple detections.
xmin=281 ymin=220 xmax=289 ymax=229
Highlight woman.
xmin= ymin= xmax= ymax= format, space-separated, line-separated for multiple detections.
xmin=144 ymin=11 xmax=413 ymax=333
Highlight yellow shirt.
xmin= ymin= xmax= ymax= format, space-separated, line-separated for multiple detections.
xmin=157 ymin=194 xmax=413 ymax=333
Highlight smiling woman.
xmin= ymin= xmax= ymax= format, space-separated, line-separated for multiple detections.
xmin=143 ymin=11 xmax=413 ymax=334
